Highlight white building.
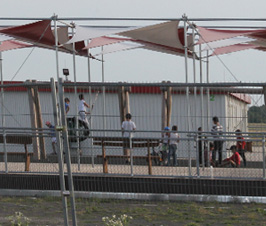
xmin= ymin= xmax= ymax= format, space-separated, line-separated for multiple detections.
xmin=0 ymin=81 xmax=250 ymax=157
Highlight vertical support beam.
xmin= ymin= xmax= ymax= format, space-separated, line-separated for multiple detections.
xmin=71 ymin=23 xmax=81 ymax=171
xmin=102 ymin=140 xmax=108 ymax=173
xmin=27 ymin=80 xmax=40 ymax=160
xmin=24 ymin=144 xmax=30 ymax=172
xmin=161 ymin=86 xmax=167 ymax=130
xmin=183 ymin=14 xmax=191 ymax=132
xmin=206 ymin=51 xmax=210 ymax=134
xmin=125 ymin=87 xmax=131 ymax=115
xmin=101 ymin=46 xmax=106 ymax=133
xmin=166 ymin=85 xmax=172 ymax=127
xmin=118 ymin=86 xmax=126 ymax=125
xmin=263 ymin=136 xmax=265 ymax=180
xmin=58 ymin=78 xmax=77 ymax=226
xmin=199 ymin=45 xmax=205 ymax=132
xmin=32 ymin=80 xmax=46 ymax=159
xmin=50 ymin=77 xmax=69 ymax=226
xmin=87 ymin=42 xmax=94 ymax=168
xmin=192 ymin=25 xmax=198 ymax=130
xmin=0 ymin=46 xmax=8 ymax=173
xmin=148 ymin=141 xmax=152 ymax=175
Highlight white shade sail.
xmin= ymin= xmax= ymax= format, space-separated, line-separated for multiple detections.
xmin=0 ymin=34 xmax=12 ymax=42
xmin=65 ymin=26 xmax=137 ymax=44
xmin=94 ymin=42 xmax=143 ymax=56
xmin=119 ymin=21 xmax=185 ymax=49
xmin=203 ymin=36 xmax=255 ymax=51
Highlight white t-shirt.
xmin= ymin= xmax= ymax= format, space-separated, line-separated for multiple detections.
xmin=78 ymin=100 xmax=86 ymax=112
xmin=169 ymin=132 xmax=179 ymax=145
xmin=122 ymin=120 xmax=136 ymax=137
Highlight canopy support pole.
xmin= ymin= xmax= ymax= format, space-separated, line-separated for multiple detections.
xmin=0 ymin=44 xmax=8 ymax=173
xmin=59 ymin=78 xmax=78 ymax=226
xmin=71 ymin=23 xmax=81 ymax=171
xmin=102 ymin=46 xmax=106 ymax=135
xmin=192 ymin=25 xmax=197 ymax=132
xmin=51 ymin=77 xmax=69 ymax=226
xmin=183 ymin=15 xmax=192 ymax=177
xmin=53 ymin=16 xmax=70 ymax=226
xmin=87 ymin=41 xmax=94 ymax=168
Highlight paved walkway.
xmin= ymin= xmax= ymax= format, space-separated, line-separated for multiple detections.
xmin=0 ymin=162 xmax=264 ymax=179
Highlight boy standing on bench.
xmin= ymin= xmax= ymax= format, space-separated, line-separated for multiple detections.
xmin=122 ymin=113 xmax=136 ymax=163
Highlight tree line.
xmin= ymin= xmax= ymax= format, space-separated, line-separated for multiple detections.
xmin=248 ymin=105 xmax=266 ymax=123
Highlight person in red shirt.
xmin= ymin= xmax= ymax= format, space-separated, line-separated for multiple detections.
xmin=235 ymin=129 xmax=247 ymax=167
xmin=220 ymin=145 xmax=241 ymax=167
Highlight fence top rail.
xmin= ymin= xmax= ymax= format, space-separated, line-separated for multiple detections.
xmin=62 ymin=81 xmax=266 ymax=88
xmin=0 ymin=81 xmax=266 ymax=90
xmin=2 ymin=17 xmax=266 ymax=22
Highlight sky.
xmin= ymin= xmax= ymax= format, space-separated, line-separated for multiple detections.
xmin=1 ymin=0 xmax=266 ymax=84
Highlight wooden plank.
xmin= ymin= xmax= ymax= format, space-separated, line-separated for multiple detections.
xmin=0 ymin=134 xmax=32 ymax=144
xmin=102 ymin=141 xmax=108 ymax=173
xmin=24 ymin=144 xmax=30 ymax=172
xmin=33 ymin=80 xmax=46 ymax=159
xmin=0 ymin=152 xmax=33 ymax=155
xmin=97 ymin=155 xmax=160 ymax=159
xmin=27 ymin=80 xmax=40 ymax=160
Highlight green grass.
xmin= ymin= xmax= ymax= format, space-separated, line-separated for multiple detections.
xmin=0 ymin=197 xmax=266 ymax=225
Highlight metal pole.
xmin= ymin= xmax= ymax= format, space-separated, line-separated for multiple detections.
xmin=58 ymin=78 xmax=78 ymax=226
xmin=199 ymin=45 xmax=204 ymax=132
xmin=71 ymin=24 xmax=81 ymax=171
xmin=101 ymin=46 xmax=106 ymax=135
xmin=87 ymin=42 xmax=94 ymax=168
xmin=192 ymin=25 xmax=197 ymax=131
xmin=206 ymin=50 xmax=210 ymax=167
xmin=50 ymin=78 xmax=69 ymax=226
xmin=196 ymin=135 xmax=200 ymax=177
xmin=263 ymin=136 xmax=265 ymax=179
xmin=129 ymin=132 xmax=133 ymax=176
xmin=0 ymin=44 xmax=8 ymax=173
xmin=183 ymin=15 xmax=192 ymax=177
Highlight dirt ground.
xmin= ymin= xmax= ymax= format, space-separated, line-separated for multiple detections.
xmin=0 ymin=196 xmax=266 ymax=226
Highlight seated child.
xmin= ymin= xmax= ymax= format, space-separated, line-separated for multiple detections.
xmin=220 ymin=145 xmax=241 ymax=167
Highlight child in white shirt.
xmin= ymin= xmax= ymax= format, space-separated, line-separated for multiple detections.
xmin=167 ymin=125 xmax=180 ymax=166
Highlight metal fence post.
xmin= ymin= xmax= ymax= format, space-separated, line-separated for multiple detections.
xmin=188 ymin=139 xmax=192 ymax=177
xmin=195 ymin=134 xmax=200 ymax=177
xmin=50 ymin=78 xmax=69 ymax=226
xmin=58 ymin=78 xmax=78 ymax=226
xmin=129 ymin=132 xmax=133 ymax=176
xmin=263 ymin=136 xmax=265 ymax=180
xmin=3 ymin=132 xmax=8 ymax=173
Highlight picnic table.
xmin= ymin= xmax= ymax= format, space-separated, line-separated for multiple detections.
xmin=93 ymin=136 xmax=160 ymax=175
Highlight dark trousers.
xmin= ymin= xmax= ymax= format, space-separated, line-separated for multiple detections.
xmin=238 ymin=149 xmax=247 ymax=167
xmin=212 ymin=140 xmax=223 ymax=164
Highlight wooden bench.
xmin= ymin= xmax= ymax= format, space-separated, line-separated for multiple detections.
xmin=0 ymin=134 xmax=33 ymax=171
xmin=93 ymin=137 xmax=160 ymax=175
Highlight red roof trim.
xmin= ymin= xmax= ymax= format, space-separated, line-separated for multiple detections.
xmin=1 ymin=81 xmax=250 ymax=104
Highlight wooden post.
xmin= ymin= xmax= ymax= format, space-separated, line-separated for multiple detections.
xmin=118 ymin=84 xmax=131 ymax=124
xmin=102 ymin=140 xmax=108 ymax=173
xmin=161 ymin=88 xmax=167 ymax=130
xmin=27 ymin=80 xmax=40 ymax=160
xmin=24 ymin=144 xmax=30 ymax=172
xmin=125 ymin=87 xmax=131 ymax=116
xmin=32 ymin=80 xmax=46 ymax=159
xmin=166 ymin=86 xmax=172 ymax=128
xmin=118 ymin=86 xmax=125 ymax=124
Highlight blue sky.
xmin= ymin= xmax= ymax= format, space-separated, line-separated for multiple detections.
xmin=0 ymin=0 xmax=266 ymax=83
